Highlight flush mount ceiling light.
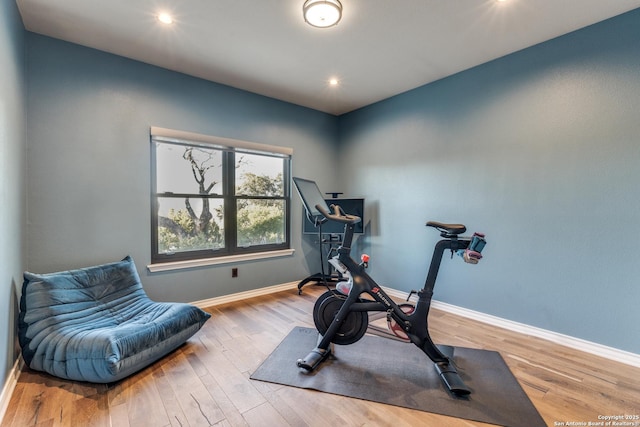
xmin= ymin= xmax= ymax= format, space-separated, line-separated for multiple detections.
xmin=303 ymin=0 xmax=343 ymax=28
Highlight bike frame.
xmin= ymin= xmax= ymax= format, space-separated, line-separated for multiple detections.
xmin=298 ymin=215 xmax=475 ymax=395
xmin=318 ymin=222 xmax=471 ymax=364
xmin=292 ymin=177 xmax=479 ymax=395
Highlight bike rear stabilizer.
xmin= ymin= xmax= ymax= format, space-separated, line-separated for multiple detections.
xmin=297 ymin=347 xmax=331 ymax=372
xmin=434 ymin=361 xmax=471 ymax=396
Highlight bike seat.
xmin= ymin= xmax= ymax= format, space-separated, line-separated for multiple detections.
xmin=426 ymin=221 xmax=466 ymax=235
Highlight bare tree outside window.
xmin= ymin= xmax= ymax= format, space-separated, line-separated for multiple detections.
xmin=152 ymin=139 xmax=289 ymax=262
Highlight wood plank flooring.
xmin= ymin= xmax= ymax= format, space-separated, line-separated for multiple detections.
xmin=2 ymin=286 xmax=639 ymax=426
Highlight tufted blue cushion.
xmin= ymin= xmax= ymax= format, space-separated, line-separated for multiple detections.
xmin=18 ymin=256 xmax=211 ymax=383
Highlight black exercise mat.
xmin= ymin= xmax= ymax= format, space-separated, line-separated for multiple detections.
xmin=251 ymin=326 xmax=546 ymax=427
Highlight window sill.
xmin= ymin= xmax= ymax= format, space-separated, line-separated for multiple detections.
xmin=146 ymin=249 xmax=295 ymax=273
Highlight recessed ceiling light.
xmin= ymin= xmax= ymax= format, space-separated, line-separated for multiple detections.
xmin=157 ymin=13 xmax=173 ymax=24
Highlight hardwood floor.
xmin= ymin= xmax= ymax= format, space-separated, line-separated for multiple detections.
xmin=2 ymin=286 xmax=639 ymax=427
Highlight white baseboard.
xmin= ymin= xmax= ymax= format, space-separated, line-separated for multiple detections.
xmin=384 ymin=287 xmax=640 ymax=368
xmin=0 ymin=357 xmax=23 ymax=425
xmin=191 ymin=281 xmax=299 ymax=308
xmin=192 ymin=283 xmax=640 ymax=368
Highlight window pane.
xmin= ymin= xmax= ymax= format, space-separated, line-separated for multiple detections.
xmin=156 ymin=142 xmax=223 ymax=195
xmin=237 ymin=199 xmax=285 ymax=247
xmin=235 ymin=153 xmax=284 ymax=196
xmin=157 ymin=197 xmax=224 ymax=254
xmin=152 ymin=131 xmax=291 ymax=263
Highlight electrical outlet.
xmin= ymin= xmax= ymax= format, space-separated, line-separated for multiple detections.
xmin=232 ymin=268 xmax=238 ymax=278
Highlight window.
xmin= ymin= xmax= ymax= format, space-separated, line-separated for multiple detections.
xmin=150 ymin=127 xmax=292 ymax=265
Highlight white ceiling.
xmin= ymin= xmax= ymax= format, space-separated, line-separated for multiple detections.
xmin=17 ymin=0 xmax=640 ymax=115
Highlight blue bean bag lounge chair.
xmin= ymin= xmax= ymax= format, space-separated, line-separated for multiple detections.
xmin=18 ymin=256 xmax=211 ymax=383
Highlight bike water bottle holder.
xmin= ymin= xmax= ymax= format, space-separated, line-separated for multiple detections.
xmin=458 ymin=232 xmax=487 ymax=264
xmin=469 ymin=232 xmax=486 ymax=252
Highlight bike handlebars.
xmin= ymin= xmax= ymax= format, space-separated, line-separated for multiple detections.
xmin=315 ymin=203 xmax=362 ymax=225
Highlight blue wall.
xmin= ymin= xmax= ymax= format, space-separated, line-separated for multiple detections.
xmin=338 ymin=9 xmax=640 ymax=354
xmin=25 ymin=34 xmax=339 ymax=303
xmin=0 ymin=0 xmax=26 ymax=395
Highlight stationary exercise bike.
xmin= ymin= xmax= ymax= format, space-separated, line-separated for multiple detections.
xmin=292 ymin=177 xmax=486 ymax=396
